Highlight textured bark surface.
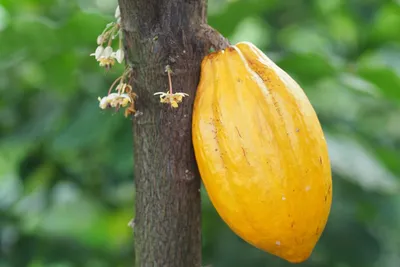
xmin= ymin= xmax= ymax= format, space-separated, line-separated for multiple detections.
xmin=118 ymin=0 xmax=215 ymax=266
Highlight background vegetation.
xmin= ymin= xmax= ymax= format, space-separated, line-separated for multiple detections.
xmin=1 ymin=0 xmax=400 ymax=266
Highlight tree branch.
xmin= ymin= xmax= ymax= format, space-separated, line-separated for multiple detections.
xmin=118 ymin=0 xmax=228 ymax=266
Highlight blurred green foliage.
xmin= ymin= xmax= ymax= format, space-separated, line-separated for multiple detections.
xmin=1 ymin=0 xmax=400 ymax=266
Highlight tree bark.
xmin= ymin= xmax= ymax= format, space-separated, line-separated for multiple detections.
xmin=117 ymin=1 xmax=227 ymax=266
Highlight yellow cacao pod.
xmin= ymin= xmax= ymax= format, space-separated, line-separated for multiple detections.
xmin=192 ymin=42 xmax=332 ymax=263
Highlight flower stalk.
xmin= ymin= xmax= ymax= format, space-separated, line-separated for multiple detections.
xmin=154 ymin=65 xmax=189 ymax=108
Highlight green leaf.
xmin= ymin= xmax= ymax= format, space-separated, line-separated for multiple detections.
xmin=278 ymin=25 xmax=331 ymax=55
xmin=51 ymin=100 xmax=124 ymax=152
xmin=276 ymin=53 xmax=338 ymax=84
xmin=229 ymin=16 xmax=271 ymax=48
xmin=326 ymin=133 xmax=399 ymax=194
xmin=358 ymin=67 xmax=400 ymax=102
xmin=369 ymin=3 xmax=400 ymax=43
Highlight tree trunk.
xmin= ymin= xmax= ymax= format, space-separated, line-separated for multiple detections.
xmin=118 ymin=0 xmax=220 ymax=266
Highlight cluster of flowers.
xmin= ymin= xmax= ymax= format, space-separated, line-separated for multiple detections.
xmin=91 ymin=5 xmax=189 ymax=117
xmin=90 ymin=6 xmax=124 ymax=69
xmin=90 ymin=5 xmax=137 ymax=117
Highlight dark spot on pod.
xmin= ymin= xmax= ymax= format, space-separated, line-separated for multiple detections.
xmin=319 ymin=156 xmax=323 ymax=164
xmin=241 ymin=147 xmax=250 ymax=165
xmin=295 ymin=237 xmax=304 ymax=245
xmin=235 ymin=127 xmax=242 ymax=138
xmin=291 ymin=222 xmax=295 ymax=228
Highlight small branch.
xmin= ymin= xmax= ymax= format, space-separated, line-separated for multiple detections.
xmin=197 ymin=24 xmax=230 ymax=52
